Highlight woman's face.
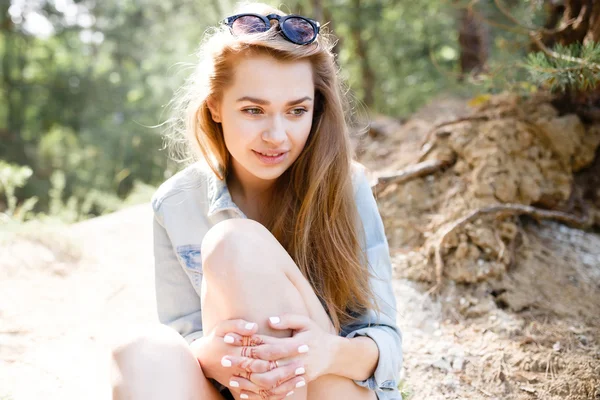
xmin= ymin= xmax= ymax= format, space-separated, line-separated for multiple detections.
xmin=209 ymin=54 xmax=315 ymax=186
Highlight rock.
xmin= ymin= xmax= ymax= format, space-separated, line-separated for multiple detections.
xmin=432 ymin=358 xmax=453 ymax=372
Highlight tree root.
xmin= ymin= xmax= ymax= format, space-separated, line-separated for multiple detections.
xmin=372 ymin=159 xmax=454 ymax=193
xmin=426 ymin=203 xmax=593 ymax=295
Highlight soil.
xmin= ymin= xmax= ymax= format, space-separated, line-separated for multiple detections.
xmin=0 ymin=206 xmax=157 ymax=400
xmin=353 ymin=92 xmax=600 ymax=399
xmin=2 ymin=92 xmax=599 ymax=399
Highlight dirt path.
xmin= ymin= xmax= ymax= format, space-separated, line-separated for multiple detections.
xmin=2 ymin=197 xmax=599 ymax=400
xmin=2 ymin=202 xmax=423 ymax=400
xmin=1 ymin=204 xmax=157 ymax=400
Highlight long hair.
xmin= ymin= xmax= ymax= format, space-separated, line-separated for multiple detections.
xmin=167 ymin=1 xmax=377 ymax=331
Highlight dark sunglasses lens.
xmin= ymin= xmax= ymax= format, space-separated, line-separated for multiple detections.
xmin=282 ymin=17 xmax=315 ymax=44
xmin=232 ymin=15 xmax=268 ymax=35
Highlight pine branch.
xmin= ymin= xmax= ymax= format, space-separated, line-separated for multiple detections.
xmin=529 ymin=33 xmax=600 ymax=72
xmin=525 ymin=38 xmax=600 ymax=92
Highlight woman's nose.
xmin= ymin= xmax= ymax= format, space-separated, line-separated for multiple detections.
xmin=263 ymin=116 xmax=286 ymax=143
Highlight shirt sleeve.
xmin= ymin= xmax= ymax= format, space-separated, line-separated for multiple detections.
xmin=153 ymin=204 xmax=204 ymax=344
xmin=343 ymin=164 xmax=403 ymax=393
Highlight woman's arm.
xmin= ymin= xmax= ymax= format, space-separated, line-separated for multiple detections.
xmin=153 ymin=205 xmax=204 ymax=344
xmin=328 ymin=335 xmax=379 ymax=381
xmin=335 ymin=163 xmax=403 ymax=392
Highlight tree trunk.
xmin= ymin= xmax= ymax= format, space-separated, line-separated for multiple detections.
xmin=310 ymin=0 xmax=323 ymax=27
xmin=458 ymin=7 xmax=489 ymax=79
xmin=540 ymin=0 xmax=599 ymax=46
xmin=350 ymin=0 xmax=375 ymax=108
xmin=1 ymin=5 xmax=29 ymax=165
xmin=584 ymin=0 xmax=600 ymax=43
xmin=322 ymin=7 xmax=341 ymax=57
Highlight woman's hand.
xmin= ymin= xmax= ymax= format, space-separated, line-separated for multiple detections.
xmin=220 ymin=314 xmax=338 ymax=398
xmin=190 ymin=320 xmax=263 ymax=391
xmin=222 ymin=354 xmax=306 ymax=399
xmin=264 ymin=314 xmax=337 ymax=383
xmin=190 ymin=319 xmax=305 ymax=399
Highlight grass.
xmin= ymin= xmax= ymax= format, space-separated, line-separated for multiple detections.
xmin=398 ymin=378 xmax=413 ymax=399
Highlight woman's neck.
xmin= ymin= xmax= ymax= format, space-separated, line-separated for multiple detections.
xmin=227 ymin=165 xmax=275 ymax=223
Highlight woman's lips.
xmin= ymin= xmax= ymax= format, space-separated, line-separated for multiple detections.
xmin=253 ymin=150 xmax=288 ymax=165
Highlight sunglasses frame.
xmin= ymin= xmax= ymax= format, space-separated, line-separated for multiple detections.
xmin=222 ymin=13 xmax=321 ymax=45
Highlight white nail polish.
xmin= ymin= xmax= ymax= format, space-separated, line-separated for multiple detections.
xmin=224 ymin=335 xmax=235 ymax=344
xmin=269 ymin=316 xmax=280 ymax=324
xmin=221 ymin=357 xmax=232 ymax=367
xmin=296 ymin=381 xmax=306 ymax=388
xmin=241 ymin=394 xmax=249 ymax=399
xmin=295 ymin=367 xmax=305 ymax=375
xmin=298 ymin=344 xmax=309 ymax=353
xmin=245 ymin=322 xmax=255 ymax=330
xmin=230 ymin=380 xmax=240 ymax=388
xmin=286 ymin=390 xmax=295 ymax=397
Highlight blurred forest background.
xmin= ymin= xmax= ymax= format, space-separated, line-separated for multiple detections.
xmin=4 ymin=0 xmax=599 ymax=224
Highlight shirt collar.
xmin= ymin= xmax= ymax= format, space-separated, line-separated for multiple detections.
xmin=206 ymin=165 xmax=246 ymax=218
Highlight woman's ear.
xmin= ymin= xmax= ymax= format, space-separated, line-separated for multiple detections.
xmin=206 ymin=96 xmax=222 ymax=123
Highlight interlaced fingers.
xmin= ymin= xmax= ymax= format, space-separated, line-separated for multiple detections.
xmin=236 ymin=335 xmax=280 ymax=397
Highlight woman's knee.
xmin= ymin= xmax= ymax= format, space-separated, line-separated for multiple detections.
xmin=201 ymin=218 xmax=280 ymax=276
xmin=111 ymin=323 xmax=192 ymax=364
xmin=110 ymin=324 xmax=203 ymax=399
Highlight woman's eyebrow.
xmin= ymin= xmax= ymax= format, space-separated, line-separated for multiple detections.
xmin=236 ymin=96 xmax=313 ymax=106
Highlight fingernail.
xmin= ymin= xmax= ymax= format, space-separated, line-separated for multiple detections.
xmin=245 ymin=322 xmax=255 ymax=330
xmin=230 ymin=380 xmax=239 ymax=388
xmin=241 ymin=395 xmax=249 ymax=399
xmin=269 ymin=316 xmax=280 ymax=324
xmin=298 ymin=344 xmax=309 ymax=353
xmin=295 ymin=367 xmax=305 ymax=375
xmin=221 ymin=357 xmax=232 ymax=367
xmin=286 ymin=391 xmax=294 ymax=396
xmin=224 ymin=335 xmax=235 ymax=344
xmin=296 ymin=380 xmax=306 ymax=388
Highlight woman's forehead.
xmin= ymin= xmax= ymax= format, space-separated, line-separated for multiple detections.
xmin=225 ymin=55 xmax=314 ymax=100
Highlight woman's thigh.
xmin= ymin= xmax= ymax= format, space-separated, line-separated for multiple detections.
xmin=110 ymin=324 xmax=223 ymax=400
xmin=201 ymin=219 xmax=335 ymax=335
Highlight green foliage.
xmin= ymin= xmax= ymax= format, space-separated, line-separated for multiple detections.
xmin=3 ymin=0 xmax=467 ymax=223
xmin=0 ymin=161 xmax=38 ymax=222
xmin=48 ymin=170 xmax=78 ymax=223
xmin=0 ymin=160 xmax=144 ymax=224
xmin=37 ymin=126 xmax=80 ymax=172
xmin=6 ymin=0 xmax=594 ymax=224
xmin=525 ymin=42 xmax=600 ymax=92
xmin=324 ymin=0 xmax=463 ymax=115
xmin=398 ymin=379 xmax=413 ymax=399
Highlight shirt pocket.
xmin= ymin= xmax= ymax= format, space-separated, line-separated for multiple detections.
xmin=176 ymin=244 xmax=203 ymax=287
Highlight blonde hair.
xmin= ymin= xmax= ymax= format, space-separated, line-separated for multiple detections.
xmin=167 ymin=1 xmax=377 ymax=331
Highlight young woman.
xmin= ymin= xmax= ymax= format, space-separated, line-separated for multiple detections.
xmin=110 ymin=2 xmax=402 ymax=400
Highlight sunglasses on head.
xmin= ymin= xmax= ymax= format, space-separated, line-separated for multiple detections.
xmin=222 ymin=13 xmax=320 ymax=45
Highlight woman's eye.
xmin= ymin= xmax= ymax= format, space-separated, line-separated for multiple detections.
xmin=242 ymin=108 xmax=263 ymax=115
xmin=290 ymin=108 xmax=308 ymax=116
xmin=242 ymin=108 xmax=307 ymax=116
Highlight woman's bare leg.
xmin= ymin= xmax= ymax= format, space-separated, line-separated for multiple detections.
xmin=200 ymin=218 xmax=376 ymax=400
xmin=110 ymin=324 xmax=224 ymax=400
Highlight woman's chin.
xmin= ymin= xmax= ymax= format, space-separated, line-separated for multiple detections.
xmin=248 ymin=166 xmax=286 ymax=182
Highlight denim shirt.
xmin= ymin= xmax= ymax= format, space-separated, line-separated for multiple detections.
xmin=151 ymin=160 xmax=403 ymax=399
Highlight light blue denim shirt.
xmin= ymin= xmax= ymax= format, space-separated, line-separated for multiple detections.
xmin=151 ymin=160 xmax=402 ymax=399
